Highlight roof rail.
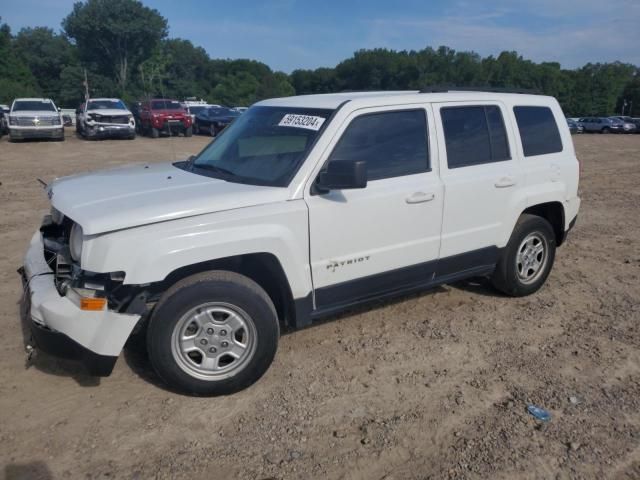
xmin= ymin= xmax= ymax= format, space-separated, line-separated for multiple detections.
xmin=420 ymin=85 xmax=542 ymax=95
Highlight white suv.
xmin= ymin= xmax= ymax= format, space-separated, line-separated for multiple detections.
xmin=21 ymin=90 xmax=580 ymax=395
xmin=76 ymin=98 xmax=136 ymax=140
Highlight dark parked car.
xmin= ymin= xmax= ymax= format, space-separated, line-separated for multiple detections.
xmin=0 ymin=104 xmax=10 ymax=135
xmin=194 ymin=107 xmax=240 ymax=136
xmin=567 ymin=118 xmax=583 ymax=134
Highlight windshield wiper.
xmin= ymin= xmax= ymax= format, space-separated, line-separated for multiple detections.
xmin=192 ymin=163 xmax=237 ymax=177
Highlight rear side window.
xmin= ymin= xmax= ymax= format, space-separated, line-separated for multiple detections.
xmin=514 ymin=106 xmax=563 ymax=157
xmin=328 ymin=109 xmax=429 ymax=181
xmin=441 ymin=105 xmax=511 ymax=169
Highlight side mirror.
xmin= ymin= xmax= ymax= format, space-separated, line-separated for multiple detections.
xmin=316 ymin=160 xmax=367 ymax=193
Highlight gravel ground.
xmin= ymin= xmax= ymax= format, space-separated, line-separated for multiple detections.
xmin=0 ymin=131 xmax=639 ymax=480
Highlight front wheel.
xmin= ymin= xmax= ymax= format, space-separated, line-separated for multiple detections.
xmin=151 ymin=127 xmax=160 ymax=138
xmin=491 ymin=214 xmax=556 ymax=297
xmin=147 ymin=271 xmax=279 ymax=395
xmin=184 ymin=126 xmax=193 ymax=137
xmin=210 ymin=124 xmax=216 ymax=137
xmin=601 ymin=127 xmax=610 ymax=134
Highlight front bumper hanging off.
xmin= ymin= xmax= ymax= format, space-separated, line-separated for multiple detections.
xmin=20 ymin=232 xmax=140 ymax=376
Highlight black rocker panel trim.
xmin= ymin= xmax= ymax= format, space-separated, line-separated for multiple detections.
xmin=292 ymin=246 xmax=500 ymax=327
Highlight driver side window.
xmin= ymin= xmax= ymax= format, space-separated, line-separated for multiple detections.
xmin=328 ymin=109 xmax=429 ymax=181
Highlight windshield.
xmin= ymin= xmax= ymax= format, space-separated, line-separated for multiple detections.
xmin=87 ymin=99 xmax=126 ymax=110
xmin=13 ymin=100 xmax=56 ymax=112
xmin=152 ymin=100 xmax=183 ymax=110
xmin=189 ymin=105 xmax=207 ymax=115
xmin=206 ymin=107 xmax=239 ymax=117
xmin=191 ymin=106 xmax=333 ymax=187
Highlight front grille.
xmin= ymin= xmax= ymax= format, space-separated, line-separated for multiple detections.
xmin=94 ymin=115 xmax=130 ymax=124
xmin=15 ymin=116 xmax=59 ymax=126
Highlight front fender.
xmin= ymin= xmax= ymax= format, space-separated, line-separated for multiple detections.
xmin=81 ymin=201 xmax=312 ymax=299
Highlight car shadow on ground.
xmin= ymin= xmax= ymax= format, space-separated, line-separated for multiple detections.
xmin=16 ymin=293 xmax=101 ymax=388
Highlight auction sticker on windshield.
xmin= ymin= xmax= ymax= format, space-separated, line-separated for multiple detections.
xmin=278 ymin=114 xmax=326 ymax=131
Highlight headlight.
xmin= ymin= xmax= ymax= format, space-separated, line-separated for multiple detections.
xmin=54 ymin=116 xmax=61 ymax=125
xmin=69 ymin=223 xmax=84 ymax=262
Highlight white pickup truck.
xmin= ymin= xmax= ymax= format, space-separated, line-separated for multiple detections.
xmin=22 ymin=89 xmax=580 ymax=395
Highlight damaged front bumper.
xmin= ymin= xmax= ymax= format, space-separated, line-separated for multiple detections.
xmin=84 ymin=123 xmax=135 ymax=138
xmin=21 ymin=231 xmax=140 ymax=376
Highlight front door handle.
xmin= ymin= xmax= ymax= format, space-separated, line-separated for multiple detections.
xmin=406 ymin=192 xmax=435 ymax=204
xmin=494 ymin=176 xmax=516 ymax=188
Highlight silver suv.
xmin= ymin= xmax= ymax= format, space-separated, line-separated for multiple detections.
xmin=9 ymin=98 xmax=64 ymax=142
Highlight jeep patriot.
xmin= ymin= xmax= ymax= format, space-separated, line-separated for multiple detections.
xmin=21 ymin=90 xmax=580 ymax=395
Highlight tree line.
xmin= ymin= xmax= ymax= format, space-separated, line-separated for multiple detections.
xmin=1 ymin=0 xmax=638 ymax=116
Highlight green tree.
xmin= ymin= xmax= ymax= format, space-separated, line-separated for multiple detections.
xmin=63 ymin=0 xmax=168 ymax=94
xmin=0 ymin=20 xmax=39 ymax=103
xmin=13 ymin=27 xmax=77 ymax=101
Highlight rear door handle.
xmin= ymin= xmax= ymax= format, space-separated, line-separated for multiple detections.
xmin=494 ymin=176 xmax=516 ymax=188
xmin=406 ymin=192 xmax=435 ymax=204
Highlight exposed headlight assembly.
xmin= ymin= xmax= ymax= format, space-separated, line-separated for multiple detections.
xmin=69 ymin=222 xmax=84 ymax=262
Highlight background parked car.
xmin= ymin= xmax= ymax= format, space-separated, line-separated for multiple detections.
xmin=611 ymin=116 xmax=639 ymax=133
xmin=8 ymin=98 xmax=64 ymax=142
xmin=0 ymin=104 xmax=10 ymax=134
xmin=76 ymin=98 xmax=136 ymax=140
xmin=138 ymin=99 xmax=193 ymax=138
xmin=567 ymin=118 xmax=583 ymax=134
xmin=194 ymin=106 xmax=240 ymax=136
xmin=579 ymin=117 xmax=623 ymax=133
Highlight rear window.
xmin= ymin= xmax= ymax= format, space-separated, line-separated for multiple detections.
xmin=441 ymin=105 xmax=511 ymax=169
xmin=514 ymin=106 xmax=563 ymax=157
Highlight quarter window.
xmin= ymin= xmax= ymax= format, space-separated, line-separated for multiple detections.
xmin=328 ymin=110 xmax=429 ymax=181
xmin=513 ymin=106 xmax=563 ymax=157
xmin=441 ymin=105 xmax=511 ymax=168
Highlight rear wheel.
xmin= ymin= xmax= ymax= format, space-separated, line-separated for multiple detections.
xmin=147 ymin=271 xmax=279 ymax=395
xmin=491 ymin=214 xmax=556 ymax=297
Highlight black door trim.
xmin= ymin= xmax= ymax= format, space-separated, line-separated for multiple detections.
xmin=296 ymin=246 xmax=500 ymax=324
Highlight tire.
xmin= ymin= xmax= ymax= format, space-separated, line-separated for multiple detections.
xmin=210 ymin=124 xmax=216 ymax=137
xmin=193 ymin=123 xmax=200 ymax=135
xmin=128 ymin=132 xmax=136 ymax=140
xmin=147 ymin=271 xmax=279 ymax=395
xmin=601 ymin=127 xmax=610 ymax=134
xmin=151 ymin=127 xmax=160 ymax=139
xmin=184 ymin=126 xmax=193 ymax=137
xmin=491 ymin=214 xmax=556 ymax=297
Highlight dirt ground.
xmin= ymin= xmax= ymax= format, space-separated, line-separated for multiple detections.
xmin=0 ymin=130 xmax=639 ymax=480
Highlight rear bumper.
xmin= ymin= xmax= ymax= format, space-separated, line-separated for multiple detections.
xmin=21 ymin=231 xmax=140 ymax=375
xmin=10 ymin=127 xmax=64 ymax=139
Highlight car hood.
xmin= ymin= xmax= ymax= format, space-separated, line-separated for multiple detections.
xmin=48 ymin=162 xmax=289 ymax=235
xmin=87 ymin=109 xmax=132 ymax=116
xmin=11 ymin=110 xmax=59 ymax=117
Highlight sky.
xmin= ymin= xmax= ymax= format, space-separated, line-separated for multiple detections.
xmin=2 ymin=0 xmax=639 ymax=72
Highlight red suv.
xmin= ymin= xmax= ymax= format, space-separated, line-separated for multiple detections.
xmin=139 ymin=99 xmax=193 ymax=138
